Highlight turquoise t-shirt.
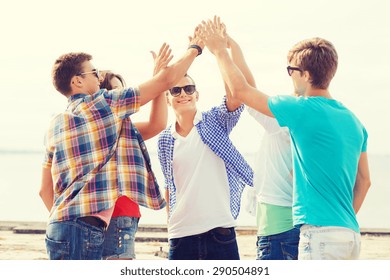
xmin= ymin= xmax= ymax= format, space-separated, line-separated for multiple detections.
xmin=268 ymin=96 xmax=368 ymax=233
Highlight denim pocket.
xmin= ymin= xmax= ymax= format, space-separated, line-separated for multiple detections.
xmin=212 ymin=229 xmax=236 ymax=245
xmin=45 ymin=236 xmax=70 ymax=260
xmin=169 ymin=238 xmax=183 ymax=250
xmin=320 ymin=241 xmax=354 ymax=259
xmin=281 ymin=241 xmax=299 ymax=260
xmin=256 ymin=238 xmax=271 ymax=260
xmin=117 ymin=217 xmax=137 ymax=229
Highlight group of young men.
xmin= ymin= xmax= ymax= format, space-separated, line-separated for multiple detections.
xmin=40 ymin=17 xmax=371 ymax=260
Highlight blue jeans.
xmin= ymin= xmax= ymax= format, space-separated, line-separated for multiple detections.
xmin=168 ymin=227 xmax=240 ymax=260
xmin=256 ymin=227 xmax=300 ymax=260
xmin=298 ymin=225 xmax=361 ymax=260
xmin=103 ymin=216 xmax=139 ymax=259
xmin=45 ymin=219 xmax=105 ymax=260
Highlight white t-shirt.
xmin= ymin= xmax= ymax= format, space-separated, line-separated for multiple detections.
xmin=168 ymin=116 xmax=237 ymax=239
xmin=246 ymin=106 xmax=293 ymax=211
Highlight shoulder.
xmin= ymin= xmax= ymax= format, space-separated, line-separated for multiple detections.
xmin=158 ymin=125 xmax=174 ymax=143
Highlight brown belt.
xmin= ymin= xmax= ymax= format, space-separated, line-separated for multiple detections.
xmin=78 ymin=216 xmax=106 ymax=229
xmin=210 ymin=227 xmax=232 ymax=236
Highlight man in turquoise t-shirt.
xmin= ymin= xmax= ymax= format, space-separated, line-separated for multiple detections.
xmin=201 ymin=21 xmax=371 ymax=260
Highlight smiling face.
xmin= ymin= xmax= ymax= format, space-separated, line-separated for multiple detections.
xmin=167 ymin=75 xmax=199 ymax=115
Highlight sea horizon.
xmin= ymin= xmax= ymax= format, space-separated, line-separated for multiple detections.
xmin=0 ymin=150 xmax=389 ymax=229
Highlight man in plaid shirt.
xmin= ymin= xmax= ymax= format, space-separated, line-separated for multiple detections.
xmin=39 ymin=36 xmax=203 ymax=259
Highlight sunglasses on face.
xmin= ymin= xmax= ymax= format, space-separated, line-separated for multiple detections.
xmin=169 ymin=85 xmax=196 ymax=97
xmin=77 ymin=68 xmax=100 ymax=79
xmin=287 ymin=66 xmax=302 ymax=76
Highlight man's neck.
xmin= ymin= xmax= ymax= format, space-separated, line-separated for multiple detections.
xmin=306 ymin=88 xmax=332 ymax=99
xmin=175 ymin=110 xmax=196 ymax=137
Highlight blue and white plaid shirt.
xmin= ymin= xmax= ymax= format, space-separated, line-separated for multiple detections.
xmin=157 ymin=97 xmax=253 ymax=219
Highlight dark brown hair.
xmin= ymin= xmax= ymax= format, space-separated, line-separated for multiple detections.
xmin=52 ymin=52 xmax=92 ymax=95
xmin=99 ymin=71 xmax=126 ymax=90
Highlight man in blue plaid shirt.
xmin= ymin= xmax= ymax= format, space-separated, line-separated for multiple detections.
xmin=157 ymin=30 xmax=253 ymax=260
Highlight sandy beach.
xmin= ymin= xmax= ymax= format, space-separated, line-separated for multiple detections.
xmin=0 ymin=221 xmax=389 ymax=260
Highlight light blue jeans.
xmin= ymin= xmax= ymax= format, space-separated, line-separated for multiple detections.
xmin=103 ymin=216 xmax=139 ymax=259
xmin=45 ymin=219 xmax=105 ymax=260
xmin=298 ymin=225 xmax=361 ymax=260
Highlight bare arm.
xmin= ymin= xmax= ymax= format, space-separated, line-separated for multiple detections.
xmin=200 ymin=18 xmax=273 ymax=117
xmin=165 ymin=189 xmax=170 ymax=221
xmin=210 ymin=17 xmax=242 ymax=111
xmin=135 ymin=47 xmax=171 ymax=140
xmin=39 ymin=167 xmax=54 ymax=211
xmin=135 ymin=94 xmax=167 ymax=140
xmin=226 ymin=33 xmax=257 ymax=111
xmin=138 ymin=25 xmax=204 ymax=106
xmin=353 ymin=152 xmax=371 ymax=213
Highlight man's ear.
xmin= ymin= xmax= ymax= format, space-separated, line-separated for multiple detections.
xmin=71 ymin=76 xmax=83 ymax=89
xmin=195 ymin=91 xmax=199 ymax=101
xmin=303 ymin=71 xmax=311 ymax=82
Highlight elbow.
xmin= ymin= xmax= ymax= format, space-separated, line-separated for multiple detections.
xmin=153 ymin=113 xmax=168 ymax=135
xmin=356 ymin=176 xmax=371 ymax=193
xmin=148 ymin=121 xmax=167 ymax=139
xmin=154 ymin=122 xmax=167 ymax=136
xmin=365 ymin=178 xmax=372 ymax=190
xmin=38 ymin=189 xmax=44 ymax=200
xmin=230 ymin=85 xmax=247 ymax=102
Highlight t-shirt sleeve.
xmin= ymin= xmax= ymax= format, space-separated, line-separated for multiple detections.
xmin=104 ymin=87 xmax=141 ymax=120
xmin=246 ymin=105 xmax=282 ymax=133
xmin=268 ymin=95 xmax=301 ymax=129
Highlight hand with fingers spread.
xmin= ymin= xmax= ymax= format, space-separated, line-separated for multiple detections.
xmin=151 ymin=43 xmax=173 ymax=76
xmin=188 ymin=24 xmax=205 ymax=56
xmin=199 ymin=15 xmax=228 ymax=55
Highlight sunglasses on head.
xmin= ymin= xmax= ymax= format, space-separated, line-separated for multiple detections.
xmin=169 ymin=85 xmax=196 ymax=97
xmin=77 ymin=68 xmax=100 ymax=79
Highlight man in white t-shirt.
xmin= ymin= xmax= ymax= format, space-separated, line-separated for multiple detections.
xmin=246 ymin=106 xmax=299 ymax=260
xmin=157 ymin=28 xmax=253 ymax=260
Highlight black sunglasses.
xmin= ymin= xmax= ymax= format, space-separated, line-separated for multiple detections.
xmin=287 ymin=66 xmax=302 ymax=76
xmin=77 ymin=68 xmax=100 ymax=79
xmin=169 ymin=85 xmax=196 ymax=97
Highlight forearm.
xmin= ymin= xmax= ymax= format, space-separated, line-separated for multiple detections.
xmin=229 ymin=38 xmax=256 ymax=88
xmin=40 ymin=190 xmax=54 ymax=212
xmin=353 ymin=152 xmax=371 ymax=214
xmin=214 ymin=48 xmax=249 ymax=101
xmin=161 ymin=48 xmax=199 ymax=88
xmin=353 ymin=178 xmax=371 ymax=214
xmin=224 ymin=37 xmax=256 ymax=111
xmin=39 ymin=167 xmax=54 ymax=211
xmin=135 ymin=92 xmax=168 ymax=140
xmin=139 ymin=48 xmax=198 ymax=106
xmin=165 ymin=189 xmax=170 ymax=221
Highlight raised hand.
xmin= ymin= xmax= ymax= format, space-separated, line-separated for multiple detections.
xmin=151 ymin=43 xmax=173 ymax=76
xmin=189 ymin=24 xmax=205 ymax=50
xmin=199 ymin=15 xmax=228 ymax=55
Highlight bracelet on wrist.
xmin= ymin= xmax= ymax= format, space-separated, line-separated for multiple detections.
xmin=188 ymin=44 xmax=202 ymax=56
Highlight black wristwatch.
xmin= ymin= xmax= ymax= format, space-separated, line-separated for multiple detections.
xmin=188 ymin=45 xmax=202 ymax=56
